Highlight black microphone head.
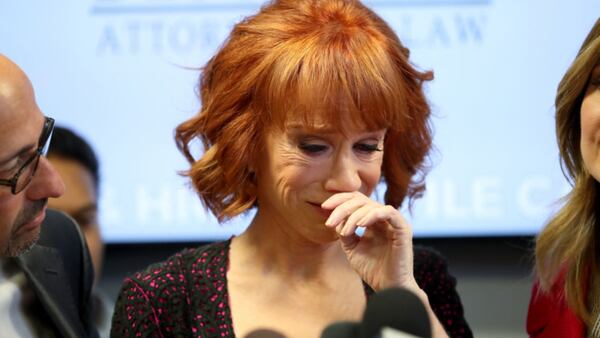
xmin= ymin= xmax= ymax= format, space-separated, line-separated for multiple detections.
xmin=244 ymin=328 xmax=287 ymax=338
xmin=359 ymin=287 xmax=431 ymax=338
xmin=321 ymin=321 xmax=360 ymax=338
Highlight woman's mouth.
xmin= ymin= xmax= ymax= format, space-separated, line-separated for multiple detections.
xmin=308 ymin=202 xmax=333 ymax=218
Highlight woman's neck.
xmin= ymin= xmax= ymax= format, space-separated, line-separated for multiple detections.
xmin=231 ymin=210 xmax=351 ymax=282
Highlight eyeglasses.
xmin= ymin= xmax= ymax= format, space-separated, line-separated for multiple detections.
xmin=0 ymin=117 xmax=55 ymax=194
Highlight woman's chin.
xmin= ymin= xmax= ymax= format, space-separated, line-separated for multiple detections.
xmin=310 ymin=225 xmax=339 ymax=244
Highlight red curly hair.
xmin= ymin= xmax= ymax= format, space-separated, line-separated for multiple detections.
xmin=175 ymin=0 xmax=433 ymax=222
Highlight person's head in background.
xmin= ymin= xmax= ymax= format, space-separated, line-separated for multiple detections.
xmin=47 ymin=126 xmax=104 ymax=280
xmin=0 ymin=55 xmax=65 ymax=257
xmin=535 ymin=18 xmax=600 ymax=323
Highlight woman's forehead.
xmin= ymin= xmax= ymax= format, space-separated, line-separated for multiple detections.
xmin=282 ymin=117 xmax=387 ymax=136
xmin=279 ymin=107 xmax=389 ymax=131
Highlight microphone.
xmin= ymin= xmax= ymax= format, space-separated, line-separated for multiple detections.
xmin=320 ymin=287 xmax=432 ymax=338
xmin=320 ymin=321 xmax=360 ymax=338
xmin=359 ymin=287 xmax=431 ymax=338
xmin=244 ymin=328 xmax=287 ymax=338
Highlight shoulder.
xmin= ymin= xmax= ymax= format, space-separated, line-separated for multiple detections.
xmin=412 ymin=246 xmax=473 ymax=338
xmin=111 ymin=240 xmax=231 ymax=336
xmin=527 ymin=274 xmax=585 ymax=337
xmin=129 ymin=241 xmax=229 ymax=286
xmin=412 ymin=245 xmax=452 ymax=287
xmin=37 ymin=209 xmax=88 ymax=263
xmin=32 ymin=209 xmax=93 ymax=294
xmin=34 ymin=208 xmax=94 ymax=299
xmin=410 ymin=245 xmax=455 ymax=297
xmin=413 ymin=245 xmax=446 ymax=264
xmin=125 ymin=240 xmax=229 ymax=291
xmin=21 ymin=209 xmax=97 ymax=337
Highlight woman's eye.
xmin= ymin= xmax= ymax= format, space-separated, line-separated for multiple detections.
xmin=298 ymin=142 xmax=328 ymax=154
xmin=354 ymin=143 xmax=382 ymax=153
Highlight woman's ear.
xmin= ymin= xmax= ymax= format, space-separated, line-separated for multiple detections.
xmin=247 ymin=162 xmax=258 ymax=184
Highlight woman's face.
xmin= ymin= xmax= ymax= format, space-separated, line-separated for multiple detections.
xmin=581 ymin=64 xmax=600 ymax=182
xmin=255 ymin=118 xmax=386 ymax=242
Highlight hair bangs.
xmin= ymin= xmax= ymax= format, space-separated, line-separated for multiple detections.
xmin=255 ymin=13 xmax=410 ymax=134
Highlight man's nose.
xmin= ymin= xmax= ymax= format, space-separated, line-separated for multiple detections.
xmin=25 ymin=156 xmax=65 ymax=200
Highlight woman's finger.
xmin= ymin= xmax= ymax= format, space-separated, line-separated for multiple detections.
xmin=357 ymin=205 xmax=406 ymax=231
xmin=340 ymin=204 xmax=373 ymax=236
xmin=325 ymin=194 xmax=369 ymax=227
xmin=335 ymin=221 xmax=345 ymax=234
xmin=321 ymin=192 xmax=357 ymax=210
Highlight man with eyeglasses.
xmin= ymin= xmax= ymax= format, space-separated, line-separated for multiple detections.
xmin=0 ymin=55 xmax=98 ymax=337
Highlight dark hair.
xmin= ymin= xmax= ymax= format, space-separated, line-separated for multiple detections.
xmin=48 ymin=126 xmax=100 ymax=193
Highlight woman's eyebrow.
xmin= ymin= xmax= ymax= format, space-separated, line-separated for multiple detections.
xmin=286 ymin=124 xmax=337 ymax=134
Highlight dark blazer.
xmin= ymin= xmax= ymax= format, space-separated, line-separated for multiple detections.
xmin=15 ymin=208 xmax=99 ymax=338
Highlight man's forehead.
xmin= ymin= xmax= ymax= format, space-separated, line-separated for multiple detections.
xmin=0 ymin=55 xmax=44 ymax=161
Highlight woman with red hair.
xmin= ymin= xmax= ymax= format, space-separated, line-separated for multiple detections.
xmin=111 ymin=1 xmax=471 ymax=337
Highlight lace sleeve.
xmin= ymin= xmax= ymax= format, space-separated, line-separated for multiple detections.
xmin=110 ymin=252 xmax=191 ymax=338
xmin=110 ymin=277 xmax=164 ymax=338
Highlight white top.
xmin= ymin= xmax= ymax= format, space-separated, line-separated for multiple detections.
xmin=0 ymin=258 xmax=36 ymax=338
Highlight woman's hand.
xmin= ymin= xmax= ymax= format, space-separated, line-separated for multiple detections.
xmin=322 ymin=192 xmax=450 ymax=338
xmin=321 ymin=191 xmax=419 ymax=292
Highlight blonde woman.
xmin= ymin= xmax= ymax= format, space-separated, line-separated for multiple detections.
xmin=527 ymin=18 xmax=600 ymax=337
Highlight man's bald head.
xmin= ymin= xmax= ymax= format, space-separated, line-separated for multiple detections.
xmin=0 ymin=54 xmax=23 ymax=76
xmin=0 ymin=54 xmax=39 ymax=124
xmin=0 ymin=54 xmax=30 ymax=104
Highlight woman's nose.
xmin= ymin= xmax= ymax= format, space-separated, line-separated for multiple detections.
xmin=323 ymin=152 xmax=361 ymax=193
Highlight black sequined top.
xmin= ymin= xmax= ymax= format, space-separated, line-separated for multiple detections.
xmin=111 ymin=239 xmax=473 ymax=338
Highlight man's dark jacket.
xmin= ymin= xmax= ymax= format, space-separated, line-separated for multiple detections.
xmin=15 ymin=208 xmax=99 ymax=338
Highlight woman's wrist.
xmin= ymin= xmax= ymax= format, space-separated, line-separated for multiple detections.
xmin=409 ymin=287 xmax=450 ymax=338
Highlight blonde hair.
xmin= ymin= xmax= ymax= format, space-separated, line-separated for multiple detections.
xmin=175 ymin=0 xmax=433 ymax=221
xmin=535 ymin=18 xmax=600 ymax=323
